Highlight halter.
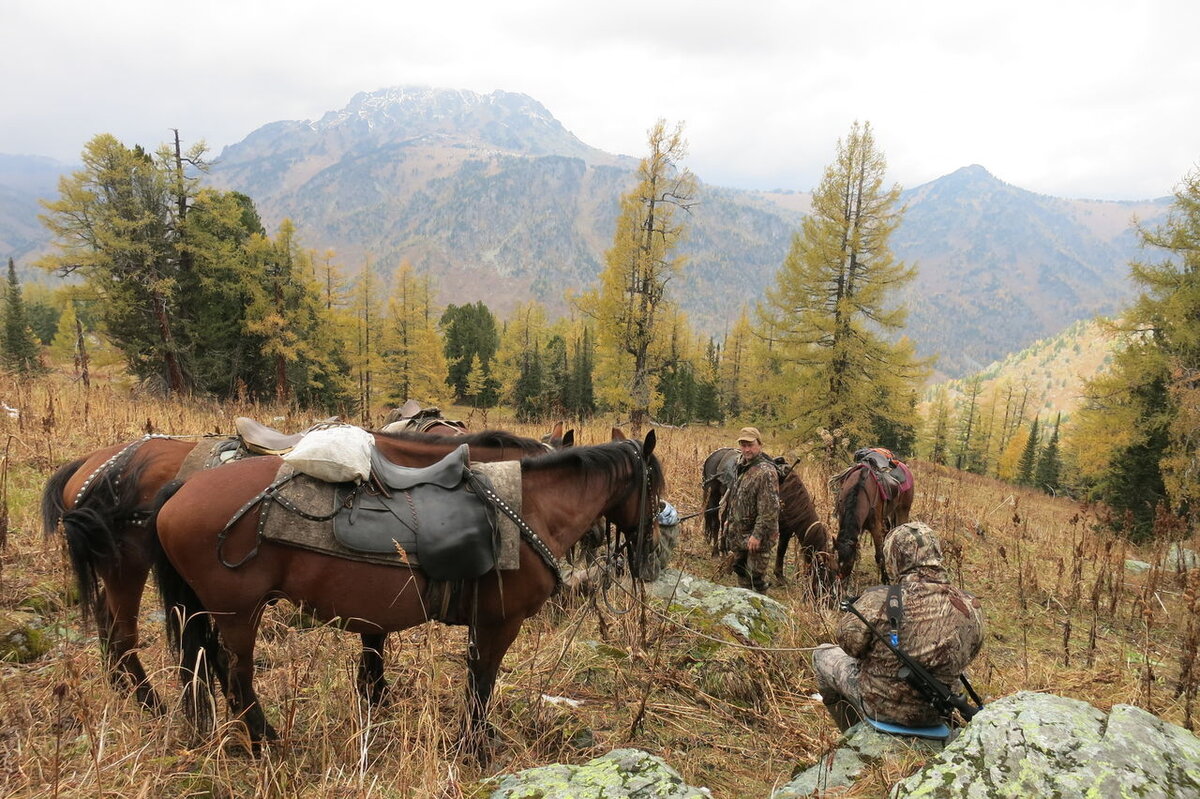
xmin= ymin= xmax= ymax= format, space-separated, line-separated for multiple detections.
xmin=606 ymin=439 xmax=656 ymax=578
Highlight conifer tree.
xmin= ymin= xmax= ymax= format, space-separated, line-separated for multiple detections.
xmin=923 ymin=386 xmax=953 ymax=465
xmin=758 ymin=121 xmax=928 ymax=449
xmin=1035 ymin=412 xmax=1063 ymax=494
xmin=2 ymin=258 xmax=45 ymax=375
xmin=1017 ymin=417 xmax=1040 ymax=486
xmin=579 ymin=120 xmax=695 ymax=434
xmin=379 ymin=263 xmax=447 ymax=408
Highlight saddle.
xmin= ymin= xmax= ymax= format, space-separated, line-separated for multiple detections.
xmin=235 ymin=416 xmax=342 ymax=455
xmin=332 ymin=443 xmax=498 ymax=581
xmin=380 ymin=400 xmax=467 ymax=434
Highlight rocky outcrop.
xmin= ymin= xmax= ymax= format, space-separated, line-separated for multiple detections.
xmin=486 ymin=748 xmax=711 ymax=798
xmin=773 ymin=723 xmax=944 ymax=798
xmin=893 ymin=692 xmax=1200 ymax=797
xmin=646 ymin=568 xmax=789 ymax=646
xmin=0 ymin=610 xmax=51 ymax=663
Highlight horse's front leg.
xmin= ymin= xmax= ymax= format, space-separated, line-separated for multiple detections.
xmin=774 ymin=528 xmax=791 ymax=583
xmin=357 ymin=633 xmax=389 ymax=707
xmin=872 ymin=521 xmax=888 ymax=583
xmin=463 ymin=616 xmax=524 ymax=762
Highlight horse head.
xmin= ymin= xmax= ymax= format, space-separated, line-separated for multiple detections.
xmin=604 ymin=430 xmax=664 ymax=581
xmin=834 ymin=465 xmax=871 ymax=582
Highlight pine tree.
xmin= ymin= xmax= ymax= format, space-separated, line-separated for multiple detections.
xmin=2 ymin=258 xmax=45 ymax=375
xmin=379 ymin=263 xmax=448 ymax=408
xmin=1072 ymin=167 xmax=1200 ymax=537
xmin=924 ymin=386 xmax=954 ymax=465
xmin=38 ymin=134 xmax=208 ymax=394
xmin=757 ymin=121 xmax=928 ymax=449
xmin=1017 ymin=417 xmax=1040 ymax=486
xmin=579 ymin=120 xmax=696 ymax=434
xmin=1035 ymin=412 xmax=1063 ymax=494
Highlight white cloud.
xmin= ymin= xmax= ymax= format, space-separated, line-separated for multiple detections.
xmin=3 ymin=0 xmax=1197 ymax=199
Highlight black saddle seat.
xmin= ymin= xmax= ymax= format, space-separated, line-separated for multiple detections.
xmin=370 ymin=443 xmax=469 ymax=490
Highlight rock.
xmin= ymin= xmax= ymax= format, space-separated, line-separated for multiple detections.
xmin=0 ymin=610 xmax=51 ymax=663
xmin=646 ymin=569 xmax=789 ymax=646
xmin=486 ymin=747 xmax=711 ymax=798
xmin=891 ymin=691 xmax=1200 ymax=797
xmin=1167 ymin=543 xmax=1199 ymax=572
xmin=1125 ymin=559 xmax=1152 ymax=574
xmin=773 ymin=723 xmax=945 ymax=798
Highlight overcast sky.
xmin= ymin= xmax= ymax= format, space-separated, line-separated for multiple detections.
xmin=6 ymin=0 xmax=1197 ymax=201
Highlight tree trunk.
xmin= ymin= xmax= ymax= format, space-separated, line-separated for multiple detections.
xmin=152 ymin=291 xmax=186 ymax=395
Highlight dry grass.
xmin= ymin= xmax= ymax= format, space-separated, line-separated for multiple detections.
xmin=1 ymin=373 xmax=1196 ymax=798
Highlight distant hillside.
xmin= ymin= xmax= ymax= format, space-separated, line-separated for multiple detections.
xmin=931 ymin=317 xmax=1120 ymax=419
xmin=0 ymin=154 xmax=69 ymax=267
xmin=0 ymin=86 xmax=1171 ymax=377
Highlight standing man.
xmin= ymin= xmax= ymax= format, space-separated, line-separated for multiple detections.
xmin=720 ymin=427 xmax=780 ymax=594
xmin=812 ymin=522 xmax=985 ymax=731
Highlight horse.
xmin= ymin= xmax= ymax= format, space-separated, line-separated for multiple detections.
xmin=150 ymin=433 xmax=664 ymax=754
xmin=832 ymin=459 xmax=914 ymax=583
xmin=40 ymin=423 xmax=554 ymax=712
xmin=701 ymin=447 xmax=835 ymax=598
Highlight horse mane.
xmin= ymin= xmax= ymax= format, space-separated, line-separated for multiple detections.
xmin=375 ymin=427 xmax=546 ymax=455
xmin=835 ymin=465 xmax=869 ymax=567
xmin=521 ymin=440 xmax=664 ymax=496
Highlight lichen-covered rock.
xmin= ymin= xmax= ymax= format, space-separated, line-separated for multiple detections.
xmin=891 ymin=691 xmax=1200 ymax=798
xmin=1167 ymin=543 xmax=1199 ymax=571
xmin=773 ymin=723 xmax=944 ymax=798
xmin=0 ymin=610 xmax=51 ymax=663
xmin=646 ymin=569 xmax=789 ymax=646
xmin=487 ymin=747 xmax=711 ymax=798
xmin=1125 ymin=558 xmax=1152 ymax=575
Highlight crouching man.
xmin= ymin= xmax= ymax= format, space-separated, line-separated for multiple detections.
xmin=812 ymin=522 xmax=984 ymax=731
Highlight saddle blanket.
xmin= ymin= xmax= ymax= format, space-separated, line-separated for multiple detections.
xmin=258 ymin=460 xmax=522 ymax=571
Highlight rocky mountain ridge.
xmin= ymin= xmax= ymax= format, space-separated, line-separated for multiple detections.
xmin=0 ymin=87 xmax=1172 ymax=378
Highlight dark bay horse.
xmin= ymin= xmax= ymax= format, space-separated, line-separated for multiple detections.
xmin=832 ymin=460 xmax=914 ymax=583
xmin=151 ymin=433 xmax=663 ymax=752
xmin=40 ymin=425 xmax=551 ymax=712
xmin=702 ymin=447 xmax=834 ymax=597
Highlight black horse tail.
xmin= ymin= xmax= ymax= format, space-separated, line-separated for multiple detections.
xmin=54 ymin=459 xmax=150 ymax=624
xmin=149 ymin=480 xmax=222 ymax=722
xmin=835 ymin=467 xmax=869 ymax=574
xmin=41 ymin=458 xmax=83 ymax=538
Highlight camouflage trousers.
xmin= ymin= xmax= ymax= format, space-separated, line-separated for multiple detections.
xmin=731 ymin=539 xmax=774 ymax=593
xmin=812 ymin=644 xmax=866 ymax=731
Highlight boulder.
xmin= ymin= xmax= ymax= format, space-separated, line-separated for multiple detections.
xmin=646 ymin=569 xmax=789 ymax=646
xmin=0 ymin=610 xmax=51 ymax=663
xmin=891 ymin=691 xmax=1200 ymax=797
xmin=1125 ymin=558 xmax=1152 ymax=575
xmin=486 ymin=747 xmax=711 ymax=798
xmin=772 ymin=723 xmax=945 ymax=798
xmin=1167 ymin=543 xmax=1199 ymax=572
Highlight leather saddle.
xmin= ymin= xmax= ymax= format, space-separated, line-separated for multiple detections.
xmin=235 ymin=416 xmax=342 ymax=456
xmin=333 ymin=443 xmax=498 ymax=581
xmin=380 ymin=400 xmax=467 ymax=434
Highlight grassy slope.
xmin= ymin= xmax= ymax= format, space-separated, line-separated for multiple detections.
xmin=1 ymin=374 xmax=1196 ymax=798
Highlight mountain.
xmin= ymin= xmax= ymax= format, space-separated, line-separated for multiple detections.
xmin=929 ymin=316 xmax=1119 ymax=421
xmin=891 ymin=165 xmax=1164 ymax=375
xmin=0 ymin=87 xmax=1171 ymax=378
xmin=0 ymin=154 xmax=71 ymax=265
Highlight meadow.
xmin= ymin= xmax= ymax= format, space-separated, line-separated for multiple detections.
xmin=1 ymin=374 xmax=1196 ymax=798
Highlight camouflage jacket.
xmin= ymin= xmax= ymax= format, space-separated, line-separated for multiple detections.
xmin=720 ymin=453 xmax=780 ymax=550
xmin=836 ymin=575 xmax=984 ymax=726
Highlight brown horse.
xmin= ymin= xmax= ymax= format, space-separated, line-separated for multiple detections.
xmin=150 ymin=433 xmax=663 ymax=752
xmin=701 ymin=447 xmax=835 ymax=598
xmin=380 ymin=400 xmax=468 ymax=435
xmin=40 ymin=425 xmax=552 ymax=712
xmin=832 ymin=460 xmax=914 ymax=583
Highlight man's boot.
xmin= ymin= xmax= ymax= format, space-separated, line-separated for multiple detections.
xmin=823 ymin=698 xmax=862 ymax=732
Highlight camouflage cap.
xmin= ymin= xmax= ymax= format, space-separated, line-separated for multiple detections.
xmin=883 ymin=522 xmax=945 ymax=579
xmin=736 ymin=426 xmax=762 ymax=444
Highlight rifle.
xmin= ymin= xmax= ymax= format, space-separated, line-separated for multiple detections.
xmin=840 ymin=596 xmax=984 ymax=721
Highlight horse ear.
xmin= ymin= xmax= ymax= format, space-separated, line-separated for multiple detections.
xmin=550 ymin=421 xmax=564 ymax=438
xmin=611 ymin=427 xmax=627 ymax=441
xmin=562 ymin=430 xmax=575 ymax=447
xmin=643 ymin=429 xmax=656 ymax=458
